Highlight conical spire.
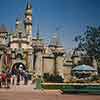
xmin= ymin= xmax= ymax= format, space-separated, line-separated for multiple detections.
xmin=49 ymin=32 xmax=63 ymax=48
xmin=26 ymin=0 xmax=32 ymax=10
xmin=36 ymin=24 xmax=40 ymax=39
xmin=16 ymin=16 xmax=20 ymax=22
xmin=72 ymin=48 xmax=79 ymax=57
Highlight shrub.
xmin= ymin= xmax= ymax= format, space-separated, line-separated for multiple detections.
xmin=43 ymin=73 xmax=64 ymax=83
xmin=43 ymin=73 xmax=50 ymax=82
xmin=90 ymin=75 xmax=99 ymax=81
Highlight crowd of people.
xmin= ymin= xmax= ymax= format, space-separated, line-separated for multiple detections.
xmin=0 ymin=64 xmax=44 ymax=90
xmin=0 ymin=65 xmax=29 ymax=89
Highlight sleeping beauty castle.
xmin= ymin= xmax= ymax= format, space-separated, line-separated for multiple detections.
xmin=0 ymin=1 xmax=96 ymax=80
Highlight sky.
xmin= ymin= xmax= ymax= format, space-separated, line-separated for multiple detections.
xmin=0 ymin=0 xmax=100 ymax=49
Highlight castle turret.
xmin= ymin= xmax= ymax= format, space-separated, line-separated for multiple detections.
xmin=36 ymin=24 xmax=40 ymax=40
xmin=16 ymin=17 xmax=20 ymax=32
xmin=71 ymin=48 xmax=81 ymax=67
xmin=49 ymin=32 xmax=64 ymax=76
xmin=24 ymin=0 xmax=32 ymax=37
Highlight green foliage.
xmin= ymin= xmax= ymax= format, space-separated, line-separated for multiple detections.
xmin=91 ymin=75 xmax=100 ymax=81
xmin=1 ymin=64 xmax=6 ymax=72
xmin=75 ymin=26 xmax=100 ymax=57
xmin=43 ymin=73 xmax=64 ymax=83
xmin=75 ymin=26 xmax=100 ymax=71
xmin=43 ymin=73 xmax=50 ymax=82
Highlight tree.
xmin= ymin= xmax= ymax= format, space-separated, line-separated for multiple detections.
xmin=74 ymin=26 xmax=100 ymax=72
xmin=1 ymin=64 xmax=6 ymax=72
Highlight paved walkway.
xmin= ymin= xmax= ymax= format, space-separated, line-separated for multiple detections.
xmin=0 ymin=80 xmax=62 ymax=94
xmin=0 ymin=81 xmax=100 ymax=100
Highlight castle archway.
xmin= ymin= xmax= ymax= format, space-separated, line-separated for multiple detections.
xmin=11 ymin=62 xmax=27 ymax=75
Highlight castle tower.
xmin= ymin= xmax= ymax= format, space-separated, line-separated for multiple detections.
xmin=36 ymin=24 xmax=40 ymax=40
xmin=24 ymin=0 xmax=32 ymax=37
xmin=16 ymin=17 xmax=20 ymax=32
xmin=71 ymin=48 xmax=81 ymax=67
xmin=49 ymin=32 xmax=64 ymax=76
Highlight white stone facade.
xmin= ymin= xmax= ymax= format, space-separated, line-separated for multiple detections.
xmin=0 ymin=1 xmax=75 ymax=81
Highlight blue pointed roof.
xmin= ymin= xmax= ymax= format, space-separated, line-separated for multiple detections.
xmin=72 ymin=64 xmax=96 ymax=71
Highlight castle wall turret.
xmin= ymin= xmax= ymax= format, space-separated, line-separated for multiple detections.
xmin=24 ymin=1 xmax=32 ymax=38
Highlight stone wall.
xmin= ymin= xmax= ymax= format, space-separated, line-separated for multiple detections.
xmin=43 ymin=56 xmax=54 ymax=74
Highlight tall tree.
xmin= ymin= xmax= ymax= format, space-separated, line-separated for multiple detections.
xmin=75 ymin=26 xmax=100 ymax=68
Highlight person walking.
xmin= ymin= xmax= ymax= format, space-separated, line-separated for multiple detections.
xmin=35 ymin=75 xmax=43 ymax=90
xmin=16 ymin=70 xmax=20 ymax=85
xmin=6 ymin=69 xmax=11 ymax=88
xmin=24 ymin=71 xmax=28 ymax=85
xmin=0 ymin=73 xmax=2 ymax=88
xmin=12 ymin=74 xmax=16 ymax=85
xmin=1 ymin=71 xmax=6 ymax=88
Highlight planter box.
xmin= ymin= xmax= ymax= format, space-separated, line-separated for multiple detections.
xmin=41 ymin=83 xmax=100 ymax=94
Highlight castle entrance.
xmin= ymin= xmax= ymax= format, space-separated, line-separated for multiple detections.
xmin=11 ymin=62 xmax=29 ymax=85
xmin=11 ymin=62 xmax=27 ymax=75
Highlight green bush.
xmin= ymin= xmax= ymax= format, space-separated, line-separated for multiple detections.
xmin=43 ymin=73 xmax=64 ymax=83
xmin=43 ymin=73 xmax=50 ymax=82
xmin=91 ymin=75 xmax=99 ymax=81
